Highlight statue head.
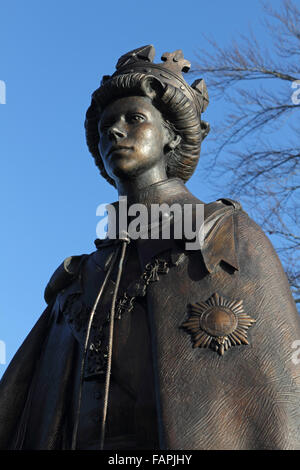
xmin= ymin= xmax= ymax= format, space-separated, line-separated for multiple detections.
xmin=85 ymin=45 xmax=210 ymax=187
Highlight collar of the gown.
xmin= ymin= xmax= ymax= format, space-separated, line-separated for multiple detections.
xmin=93 ymin=178 xmax=239 ymax=273
xmin=112 ymin=177 xmax=201 ymax=209
xmin=104 ymin=177 xmax=202 ymax=241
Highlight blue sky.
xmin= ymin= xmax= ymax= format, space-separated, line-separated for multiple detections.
xmin=0 ymin=0 xmax=285 ymax=376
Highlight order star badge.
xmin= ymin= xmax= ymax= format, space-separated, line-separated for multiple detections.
xmin=182 ymin=292 xmax=256 ymax=356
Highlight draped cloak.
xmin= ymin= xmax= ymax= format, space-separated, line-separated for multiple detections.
xmin=1 ymin=180 xmax=300 ymax=450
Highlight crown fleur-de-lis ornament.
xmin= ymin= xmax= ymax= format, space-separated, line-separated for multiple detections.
xmin=107 ymin=45 xmax=209 ymax=115
xmin=116 ymin=45 xmax=156 ymax=70
xmin=161 ymin=50 xmax=191 ymax=73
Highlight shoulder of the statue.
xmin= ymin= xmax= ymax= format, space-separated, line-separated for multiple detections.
xmin=200 ymin=197 xmax=245 ymax=274
xmin=200 ymin=197 xmax=276 ymax=275
xmin=204 ymin=197 xmax=242 ymax=220
xmin=44 ymin=254 xmax=89 ymax=305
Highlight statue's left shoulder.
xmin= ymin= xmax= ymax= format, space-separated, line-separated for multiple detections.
xmin=202 ymin=196 xmax=287 ymax=276
xmin=201 ymin=197 xmax=244 ymax=274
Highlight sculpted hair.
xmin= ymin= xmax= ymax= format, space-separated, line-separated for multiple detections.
xmin=85 ymin=72 xmax=210 ymax=187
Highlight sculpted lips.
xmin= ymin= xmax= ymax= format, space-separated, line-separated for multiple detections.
xmin=108 ymin=145 xmax=133 ymax=156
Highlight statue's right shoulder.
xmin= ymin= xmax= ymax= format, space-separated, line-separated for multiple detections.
xmin=44 ymin=254 xmax=89 ymax=305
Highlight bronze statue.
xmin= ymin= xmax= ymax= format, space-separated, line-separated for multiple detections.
xmin=1 ymin=45 xmax=300 ymax=450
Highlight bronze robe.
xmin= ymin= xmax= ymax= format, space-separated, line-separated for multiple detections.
xmin=0 ymin=192 xmax=300 ymax=450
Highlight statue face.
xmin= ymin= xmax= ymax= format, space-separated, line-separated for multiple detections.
xmin=98 ymin=96 xmax=171 ymax=181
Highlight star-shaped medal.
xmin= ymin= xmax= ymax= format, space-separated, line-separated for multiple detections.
xmin=182 ymin=293 xmax=256 ymax=356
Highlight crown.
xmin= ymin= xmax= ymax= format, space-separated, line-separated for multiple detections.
xmin=101 ymin=45 xmax=209 ymax=114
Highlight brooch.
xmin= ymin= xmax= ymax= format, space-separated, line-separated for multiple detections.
xmin=182 ymin=292 xmax=256 ymax=356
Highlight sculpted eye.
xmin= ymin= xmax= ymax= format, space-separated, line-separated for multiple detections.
xmin=128 ymin=113 xmax=145 ymax=123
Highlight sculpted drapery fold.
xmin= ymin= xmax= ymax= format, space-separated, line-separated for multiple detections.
xmin=1 ymin=45 xmax=300 ymax=450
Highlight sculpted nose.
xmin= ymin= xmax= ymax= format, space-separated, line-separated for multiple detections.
xmin=108 ymin=125 xmax=126 ymax=141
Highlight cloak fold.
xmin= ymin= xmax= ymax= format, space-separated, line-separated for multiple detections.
xmin=1 ymin=195 xmax=300 ymax=450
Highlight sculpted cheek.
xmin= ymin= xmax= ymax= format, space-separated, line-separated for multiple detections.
xmin=140 ymin=125 xmax=154 ymax=138
xmin=139 ymin=125 xmax=163 ymax=149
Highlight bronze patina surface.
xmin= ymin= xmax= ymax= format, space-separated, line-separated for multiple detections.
xmin=0 ymin=45 xmax=300 ymax=450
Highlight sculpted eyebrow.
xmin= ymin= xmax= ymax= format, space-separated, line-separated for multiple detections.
xmin=126 ymin=110 xmax=148 ymax=118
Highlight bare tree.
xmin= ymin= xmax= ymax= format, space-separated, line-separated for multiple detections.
xmin=193 ymin=0 xmax=300 ymax=305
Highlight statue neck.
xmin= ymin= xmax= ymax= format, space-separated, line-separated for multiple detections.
xmin=115 ymin=164 xmax=168 ymax=202
xmin=111 ymin=177 xmax=202 ymax=212
xmin=105 ymin=178 xmax=204 ymax=241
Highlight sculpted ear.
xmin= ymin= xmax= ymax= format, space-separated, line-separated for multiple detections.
xmin=163 ymin=124 xmax=182 ymax=155
xmin=140 ymin=75 xmax=166 ymax=100
xmin=168 ymin=133 xmax=181 ymax=149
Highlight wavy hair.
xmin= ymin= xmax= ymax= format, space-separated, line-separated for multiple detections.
xmin=85 ymin=73 xmax=210 ymax=187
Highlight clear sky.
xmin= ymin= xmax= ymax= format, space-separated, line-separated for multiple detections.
xmin=0 ymin=0 xmax=284 ymax=377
